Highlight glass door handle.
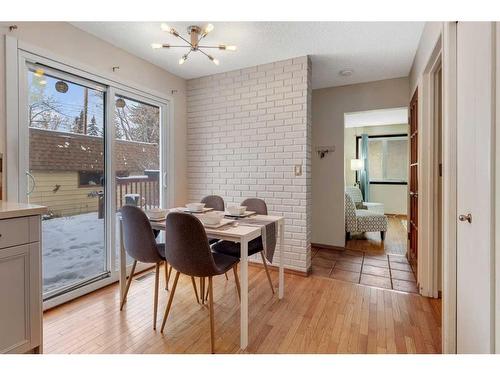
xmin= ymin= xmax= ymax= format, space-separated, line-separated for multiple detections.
xmin=26 ymin=171 xmax=36 ymax=196
xmin=163 ymin=172 xmax=168 ymax=189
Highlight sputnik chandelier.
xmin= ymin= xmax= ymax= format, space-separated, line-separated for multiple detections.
xmin=151 ymin=23 xmax=237 ymax=66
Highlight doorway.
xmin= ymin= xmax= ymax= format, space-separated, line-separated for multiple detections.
xmin=343 ymin=108 xmax=410 ymax=258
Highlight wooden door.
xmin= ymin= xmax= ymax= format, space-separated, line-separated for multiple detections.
xmin=456 ymin=22 xmax=494 ymax=353
xmin=408 ymin=89 xmax=418 ymax=273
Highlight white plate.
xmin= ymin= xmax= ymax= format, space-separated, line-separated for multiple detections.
xmin=148 ymin=216 xmax=166 ymax=222
xmin=224 ymin=210 xmax=256 ymax=218
xmin=203 ymin=218 xmax=235 ymax=228
xmin=182 ymin=207 xmax=214 ymax=213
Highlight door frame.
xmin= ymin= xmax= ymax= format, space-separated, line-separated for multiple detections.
xmin=496 ymin=21 xmax=500 ymax=354
xmin=418 ymin=36 xmax=442 ymax=298
xmin=5 ymin=35 xmax=175 ymax=309
xmin=412 ymin=23 xmax=458 ymax=354
xmin=441 ymin=22 xmax=458 ymax=354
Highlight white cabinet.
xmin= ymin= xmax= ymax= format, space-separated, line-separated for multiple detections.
xmin=0 ymin=208 xmax=44 ymax=354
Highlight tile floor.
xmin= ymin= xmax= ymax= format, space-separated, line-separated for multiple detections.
xmin=311 ymin=247 xmax=419 ymax=294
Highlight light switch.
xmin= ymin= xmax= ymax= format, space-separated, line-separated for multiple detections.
xmin=294 ymin=164 xmax=302 ymax=176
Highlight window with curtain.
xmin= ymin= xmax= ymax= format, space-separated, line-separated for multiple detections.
xmin=357 ymin=135 xmax=408 ymax=183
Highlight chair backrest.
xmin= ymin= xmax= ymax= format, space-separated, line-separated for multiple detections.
xmin=241 ymin=198 xmax=268 ymax=215
xmin=120 ymin=205 xmax=163 ymax=263
xmin=165 ymin=212 xmax=219 ymax=277
xmin=344 ymin=193 xmax=357 ymax=232
xmin=345 ymin=186 xmax=364 ymax=204
xmin=201 ymin=195 xmax=225 ymax=211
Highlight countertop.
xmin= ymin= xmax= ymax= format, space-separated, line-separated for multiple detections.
xmin=0 ymin=201 xmax=47 ymax=220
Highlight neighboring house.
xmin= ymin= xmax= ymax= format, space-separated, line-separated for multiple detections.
xmin=29 ymin=128 xmax=159 ymax=217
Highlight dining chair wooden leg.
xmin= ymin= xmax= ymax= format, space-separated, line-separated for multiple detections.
xmin=153 ymin=262 xmax=160 ymax=330
xmin=208 ymin=276 xmax=215 ymax=354
xmin=260 ymin=251 xmax=275 ymax=294
xmin=166 ymin=265 xmax=173 ymax=289
xmin=205 ymin=284 xmax=209 ymax=302
xmin=164 ymin=261 xmax=169 ymax=290
xmin=191 ymin=276 xmax=200 ymax=304
xmin=160 ymin=271 xmax=180 ymax=333
xmin=200 ymin=277 xmax=205 ymax=304
xmin=120 ymin=260 xmax=137 ymax=311
xmin=232 ymin=265 xmax=241 ymax=301
xmin=224 ymin=272 xmax=228 ymax=280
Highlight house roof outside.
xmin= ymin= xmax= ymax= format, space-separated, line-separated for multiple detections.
xmin=29 ymin=128 xmax=159 ymax=173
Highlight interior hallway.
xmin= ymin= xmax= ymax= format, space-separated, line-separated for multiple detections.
xmin=345 ymin=215 xmax=407 ymax=255
xmin=43 ymin=264 xmax=441 ymax=354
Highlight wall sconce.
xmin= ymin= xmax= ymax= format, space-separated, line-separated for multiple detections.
xmin=316 ymin=146 xmax=335 ymax=159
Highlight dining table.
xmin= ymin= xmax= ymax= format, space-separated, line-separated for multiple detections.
xmin=118 ymin=208 xmax=285 ymax=350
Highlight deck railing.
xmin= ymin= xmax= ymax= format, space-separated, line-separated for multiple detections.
xmin=116 ymin=174 xmax=160 ymax=210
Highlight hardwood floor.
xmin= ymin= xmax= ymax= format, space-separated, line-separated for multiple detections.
xmin=43 ymin=263 xmax=441 ymax=354
xmin=346 ymin=215 xmax=407 ymax=255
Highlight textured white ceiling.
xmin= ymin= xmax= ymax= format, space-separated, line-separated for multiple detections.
xmin=71 ymin=22 xmax=424 ymax=89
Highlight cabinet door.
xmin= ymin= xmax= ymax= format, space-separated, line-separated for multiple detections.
xmin=0 ymin=243 xmax=40 ymax=353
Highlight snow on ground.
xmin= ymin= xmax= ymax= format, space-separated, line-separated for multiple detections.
xmin=42 ymin=212 xmax=106 ymax=293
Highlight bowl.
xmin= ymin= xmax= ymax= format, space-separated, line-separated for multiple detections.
xmin=146 ymin=208 xmax=168 ymax=220
xmin=186 ymin=202 xmax=206 ymax=212
xmin=227 ymin=205 xmax=247 ymax=216
xmin=199 ymin=211 xmax=225 ymax=226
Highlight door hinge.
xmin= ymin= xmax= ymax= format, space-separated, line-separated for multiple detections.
xmin=439 ymin=163 xmax=443 ymax=177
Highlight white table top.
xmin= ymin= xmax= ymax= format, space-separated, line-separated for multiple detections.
xmin=149 ymin=213 xmax=283 ymax=241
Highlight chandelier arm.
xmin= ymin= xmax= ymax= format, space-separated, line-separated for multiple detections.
xmin=175 ymin=33 xmax=194 ymax=47
xmin=198 ymin=32 xmax=209 ymax=43
xmin=197 ymin=45 xmax=222 ymax=49
xmin=197 ymin=48 xmax=212 ymax=58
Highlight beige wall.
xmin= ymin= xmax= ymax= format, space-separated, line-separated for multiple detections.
xmin=344 ymin=123 xmax=408 ymax=215
xmin=409 ymin=22 xmax=443 ymax=95
xmin=0 ymin=22 xmax=187 ymax=205
xmin=312 ymin=77 xmax=409 ymax=247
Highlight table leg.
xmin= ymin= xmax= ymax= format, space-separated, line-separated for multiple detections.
xmin=240 ymin=238 xmax=249 ymax=350
xmin=279 ymin=220 xmax=285 ymax=299
xmin=119 ymin=220 xmax=126 ymax=305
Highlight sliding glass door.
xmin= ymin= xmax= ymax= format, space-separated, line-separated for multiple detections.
xmin=26 ymin=63 xmax=108 ymax=299
xmin=113 ymin=92 xmax=163 ymax=268
xmin=17 ymin=53 xmax=170 ymax=306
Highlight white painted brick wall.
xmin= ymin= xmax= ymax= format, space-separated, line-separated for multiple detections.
xmin=187 ymin=56 xmax=312 ymax=273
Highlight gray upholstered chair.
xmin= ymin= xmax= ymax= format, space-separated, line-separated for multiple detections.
xmin=201 ymin=195 xmax=225 ymax=212
xmin=120 ymin=205 xmax=169 ymax=330
xmin=212 ymin=198 xmax=275 ymax=294
xmin=345 ymin=193 xmax=388 ymax=240
xmin=200 ymin=194 xmax=227 ymax=285
xmin=201 ymin=195 xmax=225 ymax=246
xmin=160 ymin=212 xmax=240 ymax=354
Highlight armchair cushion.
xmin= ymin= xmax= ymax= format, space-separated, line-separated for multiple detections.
xmin=345 ymin=192 xmax=388 ymax=234
xmin=355 ymin=210 xmax=388 ymax=232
